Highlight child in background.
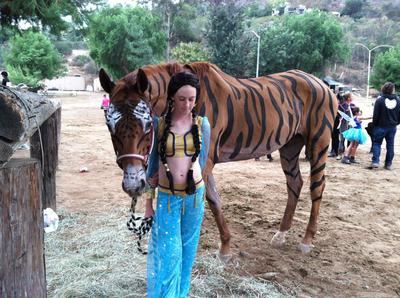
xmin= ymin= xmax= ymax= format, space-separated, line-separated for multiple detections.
xmin=100 ymin=94 xmax=110 ymax=115
xmin=341 ymin=107 xmax=371 ymax=164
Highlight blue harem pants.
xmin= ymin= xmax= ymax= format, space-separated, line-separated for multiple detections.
xmin=147 ymin=185 xmax=205 ymax=298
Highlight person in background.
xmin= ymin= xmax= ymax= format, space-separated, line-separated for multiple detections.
xmin=1 ymin=71 xmax=10 ymax=86
xmin=328 ymin=91 xmax=343 ymax=157
xmin=341 ymin=107 xmax=371 ymax=164
xmin=100 ymin=94 xmax=110 ymax=114
xmin=370 ymin=82 xmax=400 ymax=170
xmin=337 ymin=92 xmax=355 ymax=160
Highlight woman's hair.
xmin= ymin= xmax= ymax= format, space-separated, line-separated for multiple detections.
xmin=381 ymin=82 xmax=395 ymax=95
xmin=343 ymin=92 xmax=351 ymax=101
xmin=351 ymin=107 xmax=360 ymax=115
xmin=159 ymin=72 xmax=201 ymax=195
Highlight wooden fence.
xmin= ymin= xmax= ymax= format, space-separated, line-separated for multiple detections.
xmin=0 ymin=85 xmax=61 ymax=297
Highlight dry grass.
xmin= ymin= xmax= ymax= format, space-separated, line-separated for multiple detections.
xmin=45 ymin=209 xmax=290 ymax=298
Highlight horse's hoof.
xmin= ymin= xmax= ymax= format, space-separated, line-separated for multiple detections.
xmin=270 ymin=231 xmax=287 ymax=248
xmin=298 ymin=243 xmax=314 ymax=254
xmin=218 ymin=252 xmax=233 ymax=264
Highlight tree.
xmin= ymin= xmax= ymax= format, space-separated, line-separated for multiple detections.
xmin=258 ymin=10 xmax=349 ymax=75
xmin=370 ymin=45 xmax=400 ymax=90
xmin=86 ymin=6 xmax=166 ymax=79
xmin=171 ymin=42 xmax=209 ymax=64
xmin=206 ymin=3 xmax=252 ymax=77
xmin=0 ymin=0 xmax=104 ymax=35
xmin=341 ymin=0 xmax=365 ymax=19
xmin=3 ymin=30 xmax=65 ymax=86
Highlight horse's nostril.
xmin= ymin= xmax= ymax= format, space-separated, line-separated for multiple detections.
xmin=140 ymin=179 xmax=145 ymax=189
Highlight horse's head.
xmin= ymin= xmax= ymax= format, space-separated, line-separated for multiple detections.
xmin=99 ymin=68 xmax=153 ymax=197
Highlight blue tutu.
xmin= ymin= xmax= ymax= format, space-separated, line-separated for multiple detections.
xmin=342 ymin=127 xmax=368 ymax=144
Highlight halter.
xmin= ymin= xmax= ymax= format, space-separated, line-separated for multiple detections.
xmin=116 ymin=126 xmax=155 ymax=166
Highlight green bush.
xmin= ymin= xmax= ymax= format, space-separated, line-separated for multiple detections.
xmin=72 ymin=55 xmax=91 ymax=67
xmin=370 ymin=45 xmax=400 ymax=90
xmin=171 ymin=42 xmax=209 ymax=64
xmin=4 ymin=30 xmax=65 ymax=87
xmin=54 ymin=41 xmax=73 ymax=56
xmin=84 ymin=61 xmax=99 ymax=75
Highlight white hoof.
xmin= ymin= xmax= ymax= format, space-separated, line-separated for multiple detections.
xmin=298 ymin=243 xmax=314 ymax=254
xmin=218 ymin=252 xmax=233 ymax=264
xmin=270 ymin=231 xmax=288 ymax=248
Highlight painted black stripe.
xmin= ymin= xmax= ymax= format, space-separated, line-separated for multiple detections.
xmin=289 ymin=71 xmax=318 ymax=138
xmin=311 ymin=163 xmax=326 ymax=177
xmin=159 ymin=73 xmax=167 ymax=94
xmin=199 ymin=103 xmax=206 ymax=117
xmin=248 ymin=78 xmax=263 ymax=90
xmin=267 ymin=77 xmax=287 ymax=106
xmin=220 ymin=95 xmax=234 ymax=147
xmin=236 ymin=79 xmax=261 ymax=125
xmin=213 ymin=129 xmax=223 ymax=163
xmin=266 ymin=129 xmax=274 ymax=151
xmin=310 ymin=176 xmax=325 ymax=192
xmin=204 ymin=76 xmax=219 ymax=128
xmin=287 ymin=112 xmax=294 ymax=143
xmin=152 ymin=74 xmax=161 ymax=109
xmin=311 ymin=144 xmax=329 ymax=169
xmin=287 ymin=182 xmax=300 ymax=198
xmin=243 ymin=91 xmax=254 ymax=147
xmin=229 ymin=132 xmax=243 ymax=160
xmin=312 ymin=195 xmax=322 ymax=202
xmin=267 ymin=87 xmax=284 ymax=146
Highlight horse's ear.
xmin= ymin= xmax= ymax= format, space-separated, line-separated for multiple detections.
xmin=137 ymin=69 xmax=148 ymax=95
xmin=99 ymin=68 xmax=115 ymax=93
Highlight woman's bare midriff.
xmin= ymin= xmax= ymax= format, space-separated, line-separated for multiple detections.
xmin=158 ymin=156 xmax=202 ymax=186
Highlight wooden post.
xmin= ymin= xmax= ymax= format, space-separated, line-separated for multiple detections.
xmin=31 ymin=107 xmax=61 ymax=210
xmin=0 ymin=159 xmax=46 ymax=298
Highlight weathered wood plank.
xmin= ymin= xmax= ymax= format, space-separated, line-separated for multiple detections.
xmin=31 ymin=108 xmax=61 ymax=210
xmin=0 ymin=85 xmax=60 ymax=166
xmin=0 ymin=158 xmax=46 ymax=298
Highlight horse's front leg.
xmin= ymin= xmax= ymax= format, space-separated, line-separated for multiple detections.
xmin=205 ymin=173 xmax=232 ymax=259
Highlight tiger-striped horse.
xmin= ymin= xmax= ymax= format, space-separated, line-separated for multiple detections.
xmin=100 ymin=62 xmax=337 ymax=256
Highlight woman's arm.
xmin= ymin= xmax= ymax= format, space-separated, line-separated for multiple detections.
xmin=199 ymin=116 xmax=211 ymax=170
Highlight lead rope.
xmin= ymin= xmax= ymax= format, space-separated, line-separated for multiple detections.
xmin=126 ymin=196 xmax=154 ymax=255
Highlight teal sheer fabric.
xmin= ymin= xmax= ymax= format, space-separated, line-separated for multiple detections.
xmin=147 ymin=186 xmax=205 ymax=298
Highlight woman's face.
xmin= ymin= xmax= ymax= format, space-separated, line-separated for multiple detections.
xmin=172 ymin=85 xmax=196 ymax=116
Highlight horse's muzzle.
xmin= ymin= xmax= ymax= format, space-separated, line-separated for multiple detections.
xmin=122 ymin=164 xmax=147 ymax=197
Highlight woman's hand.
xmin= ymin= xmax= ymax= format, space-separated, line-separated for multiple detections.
xmin=145 ymin=199 xmax=155 ymax=218
xmin=147 ymin=173 xmax=159 ymax=188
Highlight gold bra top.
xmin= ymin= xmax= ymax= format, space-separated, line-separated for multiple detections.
xmin=166 ymin=131 xmax=195 ymax=157
xmin=158 ymin=116 xmax=203 ymax=158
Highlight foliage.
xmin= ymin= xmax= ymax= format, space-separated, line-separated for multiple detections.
xmin=4 ymin=30 xmax=65 ymax=86
xmin=206 ymin=3 xmax=252 ymax=77
xmin=258 ymin=10 xmax=349 ymax=75
xmin=245 ymin=1 xmax=272 ymax=18
xmin=0 ymin=0 xmax=104 ymax=35
xmin=341 ymin=0 xmax=365 ymax=19
xmin=171 ymin=42 xmax=209 ymax=64
xmin=382 ymin=3 xmax=400 ymax=21
xmin=72 ymin=55 xmax=92 ymax=67
xmin=84 ymin=60 xmax=99 ymax=75
xmin=53 ymin=41 xmax=74 ymax=56
xmin=370 ymin=45 xmax=400 ymax=90
xmin=86 ymin=6 xmax=166 ymax=79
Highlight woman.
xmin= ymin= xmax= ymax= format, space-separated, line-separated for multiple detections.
xmin=145 ymin=72 xmax=210 ymax=297
xmin=370 ymin=82 xmax=400 ymax=170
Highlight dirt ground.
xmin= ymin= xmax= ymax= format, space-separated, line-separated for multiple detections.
xmin=53 ymin=92 xmax=399 ymax=297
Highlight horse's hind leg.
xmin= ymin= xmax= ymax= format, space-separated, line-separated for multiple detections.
xmin=206 ymin=173 xmax=232 ymax=259
xmin=300 ymin=135 xmax=330 ymax=253
xmin=271 ymin=134 xmax=304 ymax=248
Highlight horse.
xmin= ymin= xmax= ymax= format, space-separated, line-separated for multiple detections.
xmin=99 ymin=62 xmax=337 ymax=256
